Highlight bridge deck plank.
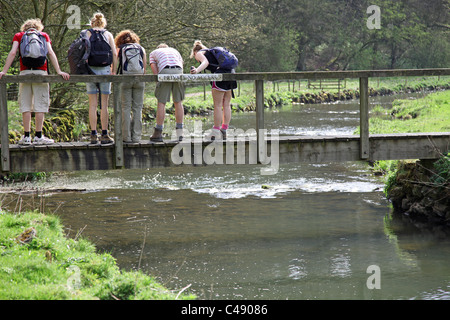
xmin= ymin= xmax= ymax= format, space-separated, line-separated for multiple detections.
xmin=2 ymin=133 xmax=449 ymax=173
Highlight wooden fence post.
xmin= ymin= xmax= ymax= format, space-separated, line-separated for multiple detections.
xmin=359 ymin=77 xmax=370 ymax=159
xmin=113 ymin=82 xmax=123 ymax=168
xmin=255 ymin=79 xmax=265 ymax=163
xmin=0 ymin=83 xmax=10 ymax=172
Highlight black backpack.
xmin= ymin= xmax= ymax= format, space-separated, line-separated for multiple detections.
xmin=87 ymin=29 xmax=113 ymax=67
xmin=67 ymin=30 xmax=92 ymax=74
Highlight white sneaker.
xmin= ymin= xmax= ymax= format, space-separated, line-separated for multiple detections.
xmin=205 ymin=128 xmax=222 ymax=141
xmin=18 ymin=135 xmax=32 ymax=145
xmin=33 ymin=135 xmax=55 ymax=145
xmin=176 ymin=128 xmax=183 ymax=142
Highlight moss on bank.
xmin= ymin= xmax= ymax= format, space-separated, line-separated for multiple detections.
xmin=0 ymin=211 xmax=195 ymax=300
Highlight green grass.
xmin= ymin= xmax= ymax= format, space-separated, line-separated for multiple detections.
xmin=0 ymin=211 xmax=195 ymax=300
xmin=363 ymin=90 xmax=450 ymax=194
xmin=367 ymin=90 xmax=450 ymax=134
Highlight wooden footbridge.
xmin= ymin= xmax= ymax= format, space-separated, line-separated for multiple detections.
xmin=1 ymin=69 xmax=449 ymax=173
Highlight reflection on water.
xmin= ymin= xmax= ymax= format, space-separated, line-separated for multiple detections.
xmin=2 ymin=92 xmax=449 ymax=300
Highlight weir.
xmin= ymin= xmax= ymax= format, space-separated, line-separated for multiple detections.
xmin=1 ymin=69 xmax=449 ymax=173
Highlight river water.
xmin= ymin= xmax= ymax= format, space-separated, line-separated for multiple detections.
xmin=2 ymin=92 xmax=450 ymax=300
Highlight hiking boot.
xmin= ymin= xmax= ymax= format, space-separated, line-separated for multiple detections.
xmin=33 ymin=135 xmax=55 ymax=145
xmin=150 ymin=127 xmax=163 ymax=142
xmin=100 ymin=134 xmax=114 ymax=145
xmin=18 ymin=135 xmax=32 ymax=145
xmin=90 ymin=133 xmax=98 ymax=144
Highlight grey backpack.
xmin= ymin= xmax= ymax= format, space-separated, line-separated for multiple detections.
xmin=118 ymin=43 xmax=144 ymax=74
xmin=20 ymin=29 xmax=48 ymax=69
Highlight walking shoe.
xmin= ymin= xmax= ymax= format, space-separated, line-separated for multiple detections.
xmin=220 ymin=129 xmax=227 ymax=141
xmin=90 ymin=133 xmax=98 ymax=144
xmin=206 ymin=128 xmax=222 ymax=141
xmin=100 ymin=134 xmax=114 ymax=145
xmin=176 ymin=128 xmax=183 ymax=142
xmin=150 ymin=127 xmax=163 ymax=142
xmin=18 ymin=135 xmax=32 ymax=145
xmin=33 ymin=135 xmax=55 ymax=145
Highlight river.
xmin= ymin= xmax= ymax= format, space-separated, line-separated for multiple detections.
xmin=2 ymin=92 xmax=450 ymax=300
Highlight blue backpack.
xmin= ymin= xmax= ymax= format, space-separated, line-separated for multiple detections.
xmin=208 ymin=47 xmax=238 ymax=70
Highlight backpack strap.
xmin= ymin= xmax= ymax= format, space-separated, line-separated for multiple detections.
xmin=80 ymin=29 xmax=91 ymax=61
xmin=88 ymin=28 xmax=110 ymax=45
xmin=117 ymin=43 xmax=127 ymax=74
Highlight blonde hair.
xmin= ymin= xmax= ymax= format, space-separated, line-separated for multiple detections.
xmin=190 ymin=40 xmax=207 ymax=58
xmin=115 ymin=30 xmax=140 ymax=47
xmin=21 ymin=19 xmax=44 ymax=32
xmin=157 ymin=43 xmax=168 ymax=49
xmin=90 ymin=12 xmax=107 ymax=28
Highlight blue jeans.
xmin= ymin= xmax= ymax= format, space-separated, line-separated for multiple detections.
xmin=86 ymin=66 xmax=111 ymax=94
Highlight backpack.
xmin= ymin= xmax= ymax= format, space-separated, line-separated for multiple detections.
xmin=118 ymin=43 xmax=144 ymax=74
xmin=19 ymin=29 xmax=48 ymax=69
xmin=67 ymin=30 xmax=92 ymax=74
xmin=87 ymin=29 xmax=113 ymax=67
xmin=208 ymin=47 xmax=238 ymax=70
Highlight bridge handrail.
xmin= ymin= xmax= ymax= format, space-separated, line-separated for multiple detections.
xmin=0 ymin=68 xmax=449 ymax=84
xmin=1 ymin=68 xmax=450 ymax=172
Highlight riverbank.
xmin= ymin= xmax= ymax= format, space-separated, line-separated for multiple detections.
xmin=368 ymin=90 xmax=450 ymax=227
xmin=0 ymin=210 xmax=195 ymax=300
xmin=385 ymin=159 xmax=450 ymax=231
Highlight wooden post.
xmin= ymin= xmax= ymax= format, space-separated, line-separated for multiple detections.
xmin=113 ymin=82 xmax=123 ymax=168
xmin=255 ymin=80 xmax=265 ymax=163
xmin=359 ymin=77 xmax=370 ymax=159
xmin=0 ymin=83 xmax=10 ymax=172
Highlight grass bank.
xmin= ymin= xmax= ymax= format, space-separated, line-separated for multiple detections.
xmin=365 ymin=90 xmax=450 ymax=222
xmin=0 ymin=210 xmax=195 ymax=300
xmin=367 ymin=90 xmax=450 ymax=177
xmin=368 ymin=90 xmax=450 ymax=134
